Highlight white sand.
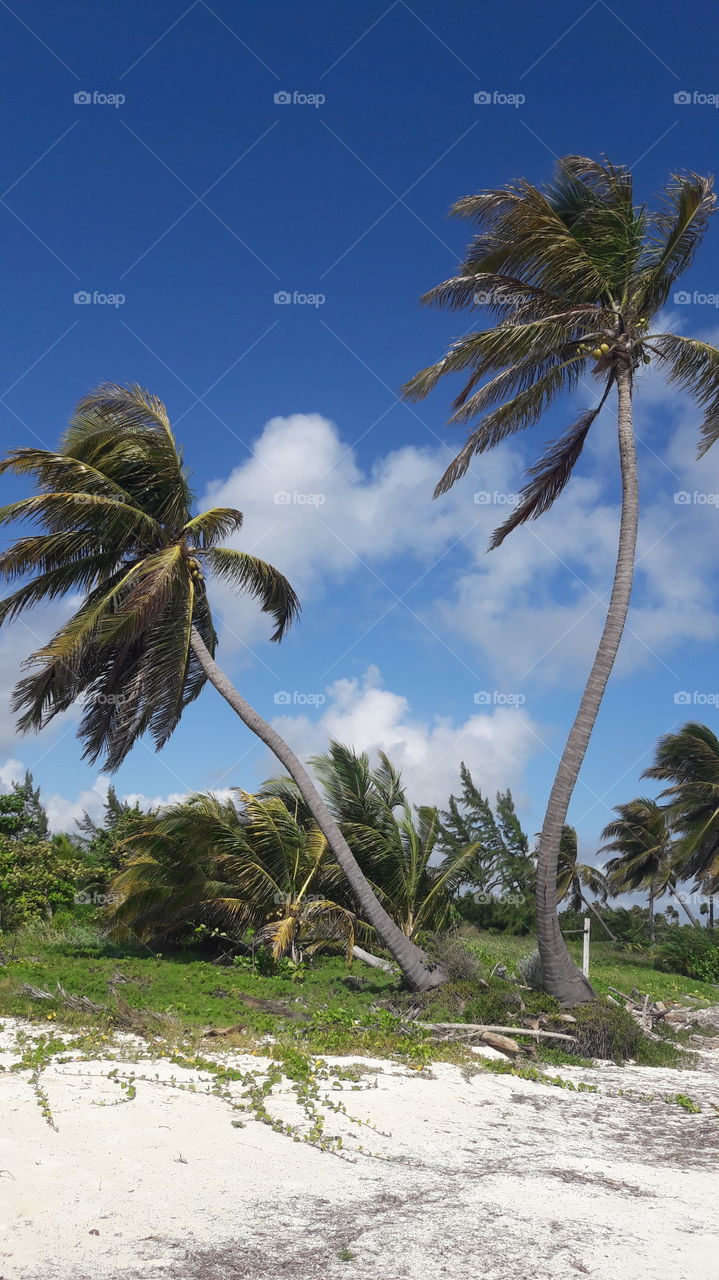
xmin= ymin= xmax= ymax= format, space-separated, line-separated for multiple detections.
xmin=1 ymin=1014 xmax=718 ymax=1280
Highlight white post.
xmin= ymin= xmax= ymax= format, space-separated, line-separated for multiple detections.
xmin=582 ymin=916 xmax=590 ymax=978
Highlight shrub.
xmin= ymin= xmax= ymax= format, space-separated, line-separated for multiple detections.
xmin=426 ymin=934 xmax=484 ymax=983
xmin=517 ymin=948 xmax=543 ymax=990
xmin=570 ymin=1001 xmax=642 ymax=1061
xmin=654 ymin=927 xmax=719 ymax=983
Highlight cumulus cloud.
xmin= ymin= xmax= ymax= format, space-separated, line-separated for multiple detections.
xmin=199 ymin=405 xmax=719 ymax=691
xmin=270 ymin=664 xmax=539 ymax=809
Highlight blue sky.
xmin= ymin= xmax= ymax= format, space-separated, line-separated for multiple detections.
xmin=1 ymin=0 xmax=719 ymax=875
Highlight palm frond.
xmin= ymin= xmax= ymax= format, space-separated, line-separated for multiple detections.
xmin=489 ymin=391 xmax=610 ymax=548
xmin=200 ymin=547 xmax=300 ymax=642
xmin=182 ymin=507 xmax=244 ymax=547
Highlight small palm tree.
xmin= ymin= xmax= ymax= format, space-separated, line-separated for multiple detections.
xmin=0 ymin=385 xmax=441 ymax=990
xmin=404 ymin=156 xmax=718 ymax=1001
xmin=599 ymin=796 xmax=698 ymax=932
xmin=555 ymin=825 xmax=616 ymax=941
xmin=109 ymin=791 xmax=355 ymax=960
xmin=263 ymin=741 xmax=479 ymax=941
xmin=644 ymin=721 xmax=719 ymax=899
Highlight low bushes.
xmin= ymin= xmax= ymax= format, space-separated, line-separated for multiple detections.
xmin=654 ymin=927 xmax=719 ymax=983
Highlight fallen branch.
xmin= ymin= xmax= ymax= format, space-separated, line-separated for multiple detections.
xmin=351 ymin=946 xmax=397 ymax=973
xmin=415 ymin=1021 xmax=577 ymax=1043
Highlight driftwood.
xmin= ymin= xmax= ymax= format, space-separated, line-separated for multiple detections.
xmin=416 ymin=1020 xmax=578 ymax=1043
xmin=351 ymin=946 xmax=397 ymax=973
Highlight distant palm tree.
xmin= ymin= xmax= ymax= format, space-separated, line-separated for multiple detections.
xmin=110 ymin=791 xmax=355 ymax=960
xmin=599 ymin=796 xmax=698 ymax=932
xmin=0 ymin=385 xmax=441 ymax=991
xmin=644 ymin=721 xmax=719 ymax=899
xmin=556 ymin=825 xmax=616 ymax=941
xmin=404 ymin=156 xmax=718 ymax=1001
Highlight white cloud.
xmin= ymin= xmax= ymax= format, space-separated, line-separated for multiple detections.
xmin=201 ymin=406 xmax=719 ymax=692
xmin=271 ymin=664 xmax=539 ymax=809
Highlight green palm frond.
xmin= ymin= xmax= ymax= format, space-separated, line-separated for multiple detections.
xmin=200 ymin=547 xmax=300 ymax=642
xmin=182 ymin=507 xmax=244 ymax=547
xmin=489 ymin=391 xmax=611 ymax=548
xmin=637 ymin=173 xmax=716 ymax=312
xmin=652 ymin=334 xmax=719 ymax=456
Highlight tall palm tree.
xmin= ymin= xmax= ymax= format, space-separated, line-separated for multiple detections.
xmin=599 ymin=796 xmax=698 ymax=931
xmin=109 ymin=790 xmax=356 ymax=960
xmin=644 ymin=721 xmax=719 ymax=899
xmin=403 ymin=155 xmax=718 ymax=1002
xmin=0 ymin=384 xmax=442 ymax=990
xmin=556 ymin=825 xmax=616 ymax=941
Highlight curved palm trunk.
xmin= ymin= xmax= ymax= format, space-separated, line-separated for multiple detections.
xmin=536 ymin=362 xmax=638 ymax=1005
xmin=190 ymin=627 xmax=445 ymax=992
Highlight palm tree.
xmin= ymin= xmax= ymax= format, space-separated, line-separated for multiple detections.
xmin=109 ymin=790 xmax=356 ymax=960
xmin=599 ymin=796 xmax=698 ymax=932
xmin=403 ymin=155 xmax=718 ymax=1002
xmin=0 ymin=384 xmax=442 ymax=991
xmin=644 ymin=721 xmax=719 ymax=900
xmin=556 ymin=825 xmax=616 ymax=941
xmin=262 ymin=741 xmax=479 ymax=941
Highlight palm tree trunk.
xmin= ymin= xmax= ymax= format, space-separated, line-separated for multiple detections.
xmin=668 ymin=880 xmax=699 ymax=926
xmin=648 ymin=890 xmax=655 ymax=943
xmin=579 ymin=890 xmax=618 ymax=943
xmin=535 ymin=361 xmax=638 ymax=1005
xmin=189 ymin=627 xmax=445 ymax=992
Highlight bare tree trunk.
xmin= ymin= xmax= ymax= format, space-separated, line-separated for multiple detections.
xmin=190 ymin=628 xmax=445 ymax=992
xmin=648 ymin=887 xmax=655 ymax=944
xmin=535 ymin=362 xmax=638 ymax=1005
xmin=352 ymin=945 xmax=396 ymax=972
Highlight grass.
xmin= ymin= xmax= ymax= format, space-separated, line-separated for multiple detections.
xmin=460 ymin=930 xmax=719 ymax=1005
xmin=0 ymin=922 xmax=715 ymax=1072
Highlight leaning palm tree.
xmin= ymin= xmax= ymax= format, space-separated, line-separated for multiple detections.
xmin=644 ymin=721 xmax=719 ymax=899
xmin=599 ymin=796 xmax=698 ymax=931
xmin=110 ymin=790 xmax=356 ymax=960
xmin=404 ymin=155 xmax=718 ymax=1001
xmin=0 ymin=384 xmax=442 ymax=990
